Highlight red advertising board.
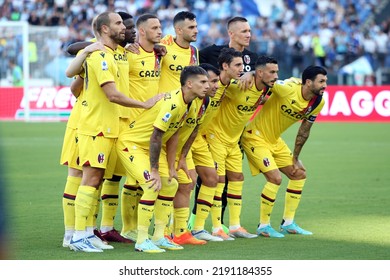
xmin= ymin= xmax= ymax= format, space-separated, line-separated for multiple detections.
xmin=0 ymin=86 xmax=389 ymax=122
xmin=0 ymin=86 xmax=75 ymax=121
xmin=318 ymin=86 xmax=390 ymax=122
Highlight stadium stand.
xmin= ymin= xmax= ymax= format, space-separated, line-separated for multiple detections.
xmin=0 ymin=0 xmax=389 ymax=85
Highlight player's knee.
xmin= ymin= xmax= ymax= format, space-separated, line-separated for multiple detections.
xmin=89 ymin=177 xmax=104 ymax=189
xmin=268 ymin=175 xmax=282 ymax=185
xmin=202 ymin=174 xmax=218 ymax=187
xmin=227 ymin=172 xmax=244 ymax=181
xmin=178 ymin=182 xmax=193 ymax=194
xmin=199 ymin=170 xmax=218 ymax=187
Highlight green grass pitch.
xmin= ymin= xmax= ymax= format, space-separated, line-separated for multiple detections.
xmin=0 ymin=121 xmax=389 ymax=260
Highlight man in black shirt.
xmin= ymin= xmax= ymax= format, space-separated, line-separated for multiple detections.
xmin=199 ymin=17 xmax=258 ymax=72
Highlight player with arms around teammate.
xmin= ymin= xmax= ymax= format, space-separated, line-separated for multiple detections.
xmin=119 ymin=13 xmax=164 ymax=242
xmin=63 ymin=12 xmax=138 ymax=245
xmin=241 ymin=65 xmax=327 ymax=238
xmin=191 ymin=16 xmax=258 ymax=230
xmin=189 ymin=49 xmax=245 ymax=242
xmin=199 ymin=55 xmax=279 ymax=240
xmin=116 ymin=66 xmax=209 ymax=253
xmin=68 ymin=12 xmax=160 ymax=253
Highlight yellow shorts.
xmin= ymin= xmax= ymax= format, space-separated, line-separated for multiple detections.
xmin=241 ymin=134 xmax=292 ymax=176
xmin=78 ymin=134 xmax=116 ymax=177
xmin=176 ymin=150 xmax=194 ymax=184
xmin=205 ymin=135 xmax=243 ymax=176
xmin=60 ymin=126 xmax=81 ymax=170
xmin=191 ymin=134 xmax=215 ymax=168
xmin=104 ymin=147 xmax=126 ymax=178
xmin=117 ymin=142 xmax=170 ymax=184
xmin=112 ymin=117 xmax=137 ymax=182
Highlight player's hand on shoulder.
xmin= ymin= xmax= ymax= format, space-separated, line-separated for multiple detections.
xmin=238 ymin=71 xmax=255 ymax=90
xmin=125 ymin=42 xmax=140 ymax=54
xmin=144 ymin=93 xmax=164 ymax=109
xmin=84 ymin=42 xmax=106 ymax=54
xmin=154 ymin=45 xmax=167 ymax=56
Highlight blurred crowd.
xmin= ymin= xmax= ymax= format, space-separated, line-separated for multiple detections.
xmin=1 ymin=0 xmax=390 ymax=83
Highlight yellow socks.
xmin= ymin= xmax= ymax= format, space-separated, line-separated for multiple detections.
xmin=193 ymin=184 xmax=215 ymax=231
xmin=75 ymin=185 xmax=97 ymax=231
xmin=283 ymin=179 xmax=305 ymax=221
xmin=260 ymin=182 xmax=280 ymax=225
xmin=121 ymin=184 xmax=142 ymax=234
xmin=210 ymin=182 xmax=225 ymax=229
xmin=100 ymin=180 xmax=119 ymax=232
xmin=62 ymin=176 xmax=81 ymax=231
xmin=173 ymin=207 xmax=189 ymax=236
xmin=153 ymin=177 xmax=178 ymax=240
xmin=136 ymin=183 xmax=158 ymax=244
xmin=226 ymin=181 xmax=243 ymax=226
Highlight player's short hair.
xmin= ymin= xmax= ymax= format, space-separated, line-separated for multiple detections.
xmin=302 ymin=66 xmax=327 ymax=84
xmin=180 ymin=65 xmax=208 ymax=86
xmin=118 ymin=11 xmax=133 ymax=21
xmin=173 ymin=11 xmax=196 ymax=26
xmin=217 ymin=47 xmax=242 ymax=70
xmin=136 ymin=14 xmax=158 ymax=28
xmin=227 ymin=16 xmax=248 ymax=29
xmin=199 ymin=63 xmax=220 ymax=76
xmin=255 ymin=56 xmax=278 ymax=68
xmin=95 ymin=11 xmax=112 ymax=36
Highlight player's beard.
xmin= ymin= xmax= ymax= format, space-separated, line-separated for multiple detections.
xmin=184 ymin=33 xmax=197 ymax=43
xmin=110 ymin=31 xmax=125 ymax=44
xmin=312 ymin=85 xmax=325 ymax=96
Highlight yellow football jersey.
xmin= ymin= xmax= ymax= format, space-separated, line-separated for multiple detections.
xmin=205 ymin=80 xmax=268 ymax=145
xmin=246 ymin=81 xmax=325 ymax=144
xmin=124 ymin=89 xmax=197 ymax=150
xmin=127 ymin=46 xmax=162 ymax=121
xmin=77 ymin=46 xmax=120 ymax=138
xmin=158 ymin=35 xmax=199 ymax=92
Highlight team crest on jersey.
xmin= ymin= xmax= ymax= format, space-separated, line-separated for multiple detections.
xmin=244 ymin=55 xmax=250 ymax=64
xmin=143 ymin=170 xmax=151 ymax=180
xmin=263 ymin=157 xmax=270 ymax=167
xmin=162 ymin=112 xmax=172 ymax=122
xmin=101 ymin=61 xmax=108 ymax=71
xmin=97 ymin=153 xmax=105 ymax=164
